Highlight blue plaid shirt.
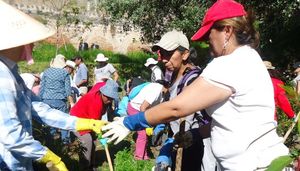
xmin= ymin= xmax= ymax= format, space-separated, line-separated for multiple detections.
xmin=0 ymin=57 xmax=77 ymax=171
xmin=40 ymin=67 xmax=71 ymax=100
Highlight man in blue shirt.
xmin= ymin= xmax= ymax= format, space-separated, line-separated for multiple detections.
xmin=0 ymin=1 xmax=107 ymax=170
xmin=73 ymin=56 xmax=89 ymax=95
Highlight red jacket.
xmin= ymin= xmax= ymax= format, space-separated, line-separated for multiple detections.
xmin=271 ymin=78 xmax=295 ymax=120
xmin=70 ymin=82 xmax=106 ymax=135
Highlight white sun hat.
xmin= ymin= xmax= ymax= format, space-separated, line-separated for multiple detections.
xmin=95 ymin=53 xmax=108 ymax=62
xmin=66 ymin=60 xmax=76 ymax=69
xmin=144 ymin=58 xmax=158 ymax=67
xmin=0 ymin=0 xmax=55 ymax=50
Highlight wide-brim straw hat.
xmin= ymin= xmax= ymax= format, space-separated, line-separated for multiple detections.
xmin=50 ymin=54 xmax=66 ymax=69
xmin=0 ymin=0 xmax=55 ymax=50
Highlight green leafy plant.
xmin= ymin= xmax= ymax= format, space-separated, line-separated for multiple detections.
xmin=266 ymin=156 xmax=294 ymax=171
xmin=114 ymin=147 xmax=154 ymax=171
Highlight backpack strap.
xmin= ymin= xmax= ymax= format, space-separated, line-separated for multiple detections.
xmin=176 ymin=67 xmax=212 ymax=128
xmin=177 ymin=67 xmax=202 ymax=94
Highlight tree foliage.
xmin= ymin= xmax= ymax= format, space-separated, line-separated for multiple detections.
xmin=99 ymin=0 xmax=300 ymax=70
xmin=98 ymin=0 xmax=212 ymax=42
xmin=242 ymin=0 xmax=300 ymax=69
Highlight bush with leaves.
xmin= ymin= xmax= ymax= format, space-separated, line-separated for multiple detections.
xmin=267 ymin=85 xmax=300 ymax=170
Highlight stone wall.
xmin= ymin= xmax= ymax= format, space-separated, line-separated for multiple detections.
xmin=4 ymin=0 xmax=148 ymax=54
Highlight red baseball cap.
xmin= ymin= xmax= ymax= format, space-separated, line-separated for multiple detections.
xmin=191 ymin=0 xmax=246 ymax=41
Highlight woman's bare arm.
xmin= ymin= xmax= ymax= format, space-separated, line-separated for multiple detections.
xmin=145 ymin=77 xmax=232 ymax=125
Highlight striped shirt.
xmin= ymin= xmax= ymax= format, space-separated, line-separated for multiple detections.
xmin=0 ymin=57 xmax=77 ymax=170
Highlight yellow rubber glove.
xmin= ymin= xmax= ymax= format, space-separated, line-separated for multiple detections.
xmin=38 ymin=148 xmax=68 ymax=171
xmin=76 ymin=118 xmax=108 ymax=134
xmin=145 ymin=127 xmax=153 ymax=136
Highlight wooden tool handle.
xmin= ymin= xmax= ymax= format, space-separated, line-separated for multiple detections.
xmin=104 ymin=145 xmax=114 ymax=171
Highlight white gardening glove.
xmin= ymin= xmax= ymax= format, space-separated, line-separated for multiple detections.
xmin=102 ymin=117 xmax=131 ymax=145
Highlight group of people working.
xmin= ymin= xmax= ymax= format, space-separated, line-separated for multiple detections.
xmin=102 ymin=0 xmax=299 ymax=171
xmin=0 ymin=0 xmax=299 ymax=171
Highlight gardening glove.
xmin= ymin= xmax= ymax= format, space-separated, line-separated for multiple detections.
xmin=102 ymin=117 xmax=131 ymax=144
xmin=153 ymin=138 xmax=174 ymax=171
xmin=152 ymin=163 xmax=171 ymax=171
xmin=102 ymin=112 xmax=151 ymax=144
xmin=146 ymin=127 xmax=154 ymax=136
xmin=156 ymin=138 xmax=174 ymax=164
xmin=76 ymin=118 xmax=107 ymax=134
xmin=154 ymin=124 xmax=166 ymax=136
xmin=38 ymin=148 xmax=68 ymax=171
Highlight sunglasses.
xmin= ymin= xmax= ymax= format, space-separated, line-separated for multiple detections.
xmin=158 ymin=49 xmax=176 ymax=61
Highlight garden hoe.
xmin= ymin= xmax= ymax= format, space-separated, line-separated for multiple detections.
xmin=175 ymin=119 xmax=186 ymax=171
xmin=99 ymin=135 xmax=114 ymax=171
xmin=283 ymin=111 xmax=300 ymax=142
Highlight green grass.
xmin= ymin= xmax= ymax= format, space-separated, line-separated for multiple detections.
xmin=32 ymin=42 xmax=154 ymax=64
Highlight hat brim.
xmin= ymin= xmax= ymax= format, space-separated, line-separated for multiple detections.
xmin=151 ymin=42 xmax=178 ymax=52
xmin=0 ymin=1 xmax=55 ymax=50
xmin=267 ymin=66 xmax=275 ymax=70
xmin=144 ymin=61 xmax=158 ymax=67
xmin=191 ymin=22 xmax=214 ymax=41
xmin=102 ymin=91 xmax=119 ymax=101
xmin=151 ymin=44 xmax=161 ymax=52
xmin=95 ymin=58 xmax=108 ymax=62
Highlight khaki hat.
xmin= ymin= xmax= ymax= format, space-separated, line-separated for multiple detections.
xmin=95 ymin=53 xmax=108 ymax=62
xmin=0 ymin=0 xmax=55 ymax=50
xmin=50 ymin=54 xmax=66 ymax=68
xmin=152 ymin=30 xmax=189 ymax=52
xmin=66 ymin=60 xmax=76 ymax=69
xmin=263 ymin=61 xmax=275 ymax=70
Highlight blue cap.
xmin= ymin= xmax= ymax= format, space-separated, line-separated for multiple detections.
xmin=100 ymin=79 xmax=119 ymax=100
